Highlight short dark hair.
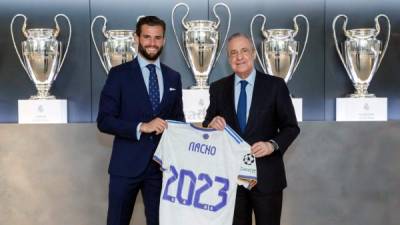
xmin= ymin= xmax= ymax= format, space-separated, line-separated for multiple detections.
xmin=136 ymin=16 xmax=166 ymax=37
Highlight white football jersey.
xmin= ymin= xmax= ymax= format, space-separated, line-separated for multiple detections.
xmin=153 ymin=120 xmax=257 ymax=225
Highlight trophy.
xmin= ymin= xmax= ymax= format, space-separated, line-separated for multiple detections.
xmin=250 ymin=14 xmax=309 ymax=83
xmin=11 ymin=14 xmax=71 ymax=99
xmin=91 ymin=15 xmax=138 ymax=73
xmin=332 ymin=14 xmax=390 ymax=97
xmin=172 ymin=2 xmax=231 ymax=89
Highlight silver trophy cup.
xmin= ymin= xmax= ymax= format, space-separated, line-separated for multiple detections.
xmin=91 ymin=15 xmax=138 ymax=73
xmin=332 ymin=14 xmax=390 ymax=97
xmin=250 ymin=14 xmax=309 ymax=83
xmin=11 ymin=14 xmax=71 ymax=99
xmin=172 ymin=2 xmax=231 ymax=89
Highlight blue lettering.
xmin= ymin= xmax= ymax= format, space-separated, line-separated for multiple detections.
xmin=210 ymin=146 xmax=216 ymax=155
xmin=161 ymin=165 xmax=229 ymax=212
xmin=187 ymin=142 xmax=217 ymax=156
xmin=200 ymin=144 xmax=207 ymax=154
xmin=195 ymin=143 xmax=201 ymax=152
xmin=188 ymin=142 xmax=195 ymax=152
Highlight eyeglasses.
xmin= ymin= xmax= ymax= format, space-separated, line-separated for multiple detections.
xmin=229 ymin=48 xmax=252 ymax=58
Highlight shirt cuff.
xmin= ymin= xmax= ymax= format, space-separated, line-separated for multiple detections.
xmin=136 ymin=122 xmax=142 ymax=140
xmin=268 ymin=139 xmax=279 ymax=151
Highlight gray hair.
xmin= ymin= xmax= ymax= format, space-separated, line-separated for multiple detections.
xmin=227 ymin=32 xmax=252 ymax=43
xmin=226 ymin=32 xmax=255 ymax=54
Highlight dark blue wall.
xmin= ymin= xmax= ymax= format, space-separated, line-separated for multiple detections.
xmin=0 ymin=0 xmax=92 ymax=122
xmin=0 ymin=0 xmax=399 ymax=122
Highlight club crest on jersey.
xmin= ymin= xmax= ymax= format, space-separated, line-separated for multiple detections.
xmin=243 ymin=154 xmax=255 ymax=165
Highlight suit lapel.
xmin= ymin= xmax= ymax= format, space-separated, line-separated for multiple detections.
xmin=157 ymin=64 xmax=170 ymax=112
xmin=131 ymin=58 xmax=153 ymax=113
xmin=226 ymin=75 xmax=241 ymax=133
xmin=244 ymin=72 xmax=263 ymax=136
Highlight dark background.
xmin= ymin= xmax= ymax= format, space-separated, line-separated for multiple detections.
xmin=0 ymin=0 xmax=399 ymax=122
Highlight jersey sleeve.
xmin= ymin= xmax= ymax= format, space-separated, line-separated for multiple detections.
xmin=224 ymin=126 xmax=258 ymax=189
xmin=153 ymin=127 xmax=170 ymax=171
xmin=237 ymin=148 xmax=257 ymax=189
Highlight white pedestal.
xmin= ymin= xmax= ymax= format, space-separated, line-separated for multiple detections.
xmin=291 ymin=98 xmax=303 ymax=122
xmin=18 ymin=99 xmax=68 ymax=124
xmin=182 ymin=90 xmax=210 ymax=123
xmin=336 ymin=97 xmax=387 ymax=121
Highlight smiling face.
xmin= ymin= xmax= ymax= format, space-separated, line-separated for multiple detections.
xmin=136 ymin=24 xmax=165 ymax=61
xmin=227 ymin=36 xmax=256 ymax=79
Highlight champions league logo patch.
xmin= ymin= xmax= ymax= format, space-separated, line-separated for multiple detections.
xmin=243 ymin=153 xmax=255 ymax=165
xmin=203 ymin=133 xmax=209 ymax=140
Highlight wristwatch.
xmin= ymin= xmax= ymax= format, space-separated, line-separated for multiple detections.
xmin=268 ymin=139 xmax=279 ymax=152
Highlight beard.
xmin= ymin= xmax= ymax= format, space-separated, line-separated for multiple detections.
xmin=138 ymin=43 xmax=164 ymax=61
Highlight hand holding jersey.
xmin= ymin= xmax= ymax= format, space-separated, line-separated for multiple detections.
xmin=140 ymin=117 xmax=168 ymax=135
xmin=208 ymin=116 xmax=275 ymax=158
xmin=153 ymin=121 xmax=257 ymax=225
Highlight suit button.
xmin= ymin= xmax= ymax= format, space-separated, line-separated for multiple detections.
xmin=149 ymin=136 xmax=153 ymax=140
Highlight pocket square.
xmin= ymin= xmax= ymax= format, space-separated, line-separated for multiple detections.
xmin=169 ymin=87 xmax=176 ymax=91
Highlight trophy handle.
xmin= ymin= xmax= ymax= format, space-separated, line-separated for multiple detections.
xmin=250 ymin=14 xmax=267 ymax=73
xmin=172 ymin=2 xmax=191 ymax=68
xmin=212 ymin=2 xmax=231 ymax=68
xmin=54 ymin=14 xmax=72 ymax=80
xmin=292 ymin=14 xmax=309 ymax=75
xmin=332 ymin=14 xmax=353 ymax=82
xmin=10 ymin=14 xmax=31 ymax=78
xmin=374 ymin=14 xmax=391 ymax=69
xmin=91 ymin=15 xmax=109 ymax=73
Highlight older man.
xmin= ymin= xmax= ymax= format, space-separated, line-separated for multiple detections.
xmin=203 ymin=33 xmax=299 ymax=225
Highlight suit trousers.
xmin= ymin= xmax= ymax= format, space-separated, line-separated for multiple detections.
xmin=233 ymin=185 xmax=283 ymax=225
xmin=107 ymin=161 xmax=162 ymax=225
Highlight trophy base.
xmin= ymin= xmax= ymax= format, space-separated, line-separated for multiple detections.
xmin=336 ymin=97 xmax=387 ymax=121
xmin=348 ymin=93 xmax=376 ymax=98
xmin=350 ymin=83 xmax=374 ymax=98
xmin=18 ymin=99 xmax=68 ymax=124
xmin=291 ymin=98 xmax=302 ymax=122
xmin=191 ymin=77 xmax=209 ymax=90
xmin=29 ymin=95 xmax=56 ymax=100
xmin=182 ymin=89 xmax=210 ymax=123
xmin=190 ymin=85 xmax=209 ymax=90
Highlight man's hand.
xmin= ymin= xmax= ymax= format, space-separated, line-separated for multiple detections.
xmin=251 ymin=141 xmax=274 ymax=158
xmin=207 ymin=116 xmax=226 ymax=130
xmin=140 ymin=118 xmax=168 ymax=135
xmin=248 ymin=180 xmax=257 ymax=189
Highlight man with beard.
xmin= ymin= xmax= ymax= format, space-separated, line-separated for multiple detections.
xmin=97 ymin=16 xmax=185 ymax=225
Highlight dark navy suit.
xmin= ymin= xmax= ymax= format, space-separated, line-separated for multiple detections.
xmin=97 ymin=57 xmax=185 ymax=225
xmin=203 ymin=71 xmax=300 ymax=225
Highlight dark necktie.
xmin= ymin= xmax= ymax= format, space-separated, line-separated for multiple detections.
xmin=146 ymin=64 xmax=160 ymax=112
xmin=237 ymin=80 xmax=248 ymax=133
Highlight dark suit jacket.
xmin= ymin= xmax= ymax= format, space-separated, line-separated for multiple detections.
xmin=97 ymin=58 xmax=185 ymax=178
xmin=203 ymin=70 xmax=300 ymax=193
